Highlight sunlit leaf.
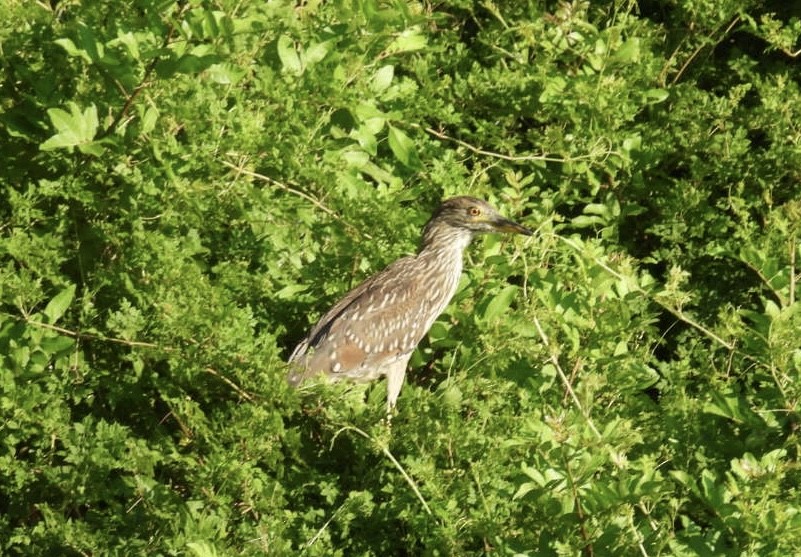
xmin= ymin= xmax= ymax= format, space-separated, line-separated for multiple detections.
xmin=371 ymin=65 xmax=394 ymax=93
xmin=44 ymin=284 xmax=76 ymax=324
xmin=277 ymin=35 xmax=302 ymax=74
xmin=387 ymin=124 xmax=419 ymax=167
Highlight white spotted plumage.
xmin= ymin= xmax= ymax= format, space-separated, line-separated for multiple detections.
xmin=287 ymin=196 xmax=531 ymax=411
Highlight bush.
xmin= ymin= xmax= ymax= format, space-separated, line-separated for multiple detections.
xmin=1 ymin=0 xmax=799 ymax=554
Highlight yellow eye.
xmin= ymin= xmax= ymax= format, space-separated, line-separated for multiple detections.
xmin=468 ymin=206 xmax=481 ymax=217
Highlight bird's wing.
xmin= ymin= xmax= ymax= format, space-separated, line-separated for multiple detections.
xmin=289 ymin=254 xmax=443 ymax=380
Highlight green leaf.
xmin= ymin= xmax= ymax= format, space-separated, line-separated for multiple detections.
xmin=44 ymin=284 xmax=76 ymax=324
xmin=513 ymin=481 xmax=538 ymax=500
xmin=141 ymin=106 xmax=159 ymax=134
xmin=571 ymin=215 xmax=606 ymax=228
xmin=352 ymin=103 xmax=387 ymax=122
xmin=643 ymin=88 xmax=669 ymax=104
xmin=387 ymin=125 xmax=419 ymax=168
xmin=113 ymin=30 xmax=140 ymax=60
xmin=206 ymin=62 xmax=245 ymax=85
xmin=303 ymin=40 xmax=331 ymax=66
xmin=386 ymin=27 xmax=427 ymax=54
xmin=538 ymin=76 xmax=567 ymax=103
xmin=40 ymin=102 xmax=99 ymax=152
xmin=702 ymin=389 xmax=764 ymax=427
xmin=482 ymin=285 xmax=519 ymax=322
xmin=612 ymin=38 xmax=640 ymax=63
xmin=350 ymin=124 xmax=379 ymax=155
xmin=54 ymin=37 xmax=92 ymax=63
xmin=40 ymin=335 xmax=75 ymax=355
xmin=700 ymin=469 xmax=725 ymax=508
xmin=342 ymin=149 xmax=370 ymax=168
xmin=277 ymin=35 xmax=302 ymax=75
xmin=371 ymin=65 xmax=394 ymax=93
xmin=187 ymin=541 xmax=220 ymax=557
xmin=275 ymin=283 xmax=309 ymax=300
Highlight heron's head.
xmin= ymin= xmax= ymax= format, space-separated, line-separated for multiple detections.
xmin=427 ymin=196 xmax=532 ymax=238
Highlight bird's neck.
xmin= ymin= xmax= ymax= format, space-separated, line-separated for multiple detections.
xmin=420 ymin=222 xmax=473 ymax=254
xmin=419 ymin=222 xmax=474 ymax=259
xmin=415 ymin=223 xmax=473 ymax=321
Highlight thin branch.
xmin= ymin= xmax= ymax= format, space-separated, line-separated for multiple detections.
xmin=562 ymin=453 xmax=594 ymax=557
xmin=377 ymin=442 xmax=433 ymax=515
xmin=220 ymin=160 xmax=371 ymax=239
xmin=653 ymin=302 xmax=734 ymax=351
xmin=126 ymin=496 xmax=143 ymax=514
xmin=101 ymin=9 xmax=184 ymax=138
xmin=556 ymin=235 xmax=735 ymax=351
xmin=3 ymin=311 xmax=169 ymax=351
xmin=561 ymin=357 xmax=584 ymax=408
xmin=790 ymin=236 xmax=796 ymax=306
xmin=671 ymin=16 xmax=741 ymax=86
xmin=303 ymin=503 xmax=345 ymax=550
xmin=205 ymin=367 xmax=255 ymax=402
xmin=768 ymin=362 xmax=789 ymax=401
xmin=333 ymin=425 xmax=433 ymax=516
xmin=659 ymin=35 xmax=688 ymax=87
xmin=421 ymin=126 xmax=617 ymax=164
xmin=532 ymin=315 xmax=602 ymax=440
xmin=738 ymin=257 xmax=787 ymax=307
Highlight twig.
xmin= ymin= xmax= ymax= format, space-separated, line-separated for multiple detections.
xmin=100 ymin=7 xmax=185 ymax=138
xmin=126 ymin=496 xmax=143 ymax=514
xmin=333 ymin=425 xmax=433 ymax=516
xmin=671 ymin=16 xmax=741 ymax=85
xmin=562 ymin=453 xmax=594 ymax=557
xmin=205 ymin=367 xmax=255 ymax=402
xmin=2 ymin=311 xmax=169 ymax=351
xmin=562 ymin=357 xmax=584 ymax=407
xmin=790 ymin=236 xmax=796 ymax=307
xmin=654 ymin=302 xmax=733 ymax=351
xmin=220 ymin=160 xmax=371 ymax=239
xmin=738 ymin=257 xmax=787 ymax=307
xmin=532 ymin=315 xmax=602 ymax=440
xmin=556 ymin=235 xmax=735 ymax=351
xmin=421 ymin=126 xmax=617 ymax=164
xmin=303 ymin=503 xmax=345 ymax=549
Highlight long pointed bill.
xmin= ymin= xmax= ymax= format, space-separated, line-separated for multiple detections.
xmin=492 ymin=217 xmax=533 ymax=236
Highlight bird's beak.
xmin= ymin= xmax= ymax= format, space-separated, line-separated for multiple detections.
xmin=491 ymin=216 xmax=533 ymax=236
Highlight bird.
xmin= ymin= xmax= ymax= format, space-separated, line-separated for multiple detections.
xmin=288 ymin=196 xmax=532 ymax=413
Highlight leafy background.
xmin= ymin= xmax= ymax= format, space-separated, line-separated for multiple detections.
xmin=1 ymin=0 xmax=800 ymax=555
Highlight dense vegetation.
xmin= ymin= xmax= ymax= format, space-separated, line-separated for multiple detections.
xmin=2 ymin=0 xmax=800 ymax=555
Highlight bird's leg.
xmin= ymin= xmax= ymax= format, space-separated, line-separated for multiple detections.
xmin=385 ymin=364 xmax=406 ymax=421
xmin=385 ymin=367 xmax=406 ymax=410
xmin=385 ymin=396 xmax=396 ymax=426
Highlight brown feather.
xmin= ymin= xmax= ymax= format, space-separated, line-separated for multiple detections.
xmin=287 ymin=196 xmax=532 ymax=410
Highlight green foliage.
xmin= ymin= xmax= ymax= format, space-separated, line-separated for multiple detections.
xmin=1 ymin=0 xmax=800 ymax=555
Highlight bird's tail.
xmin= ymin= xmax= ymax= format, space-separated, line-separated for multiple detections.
xmin=286 ymin=339 xmax=309 ymax=386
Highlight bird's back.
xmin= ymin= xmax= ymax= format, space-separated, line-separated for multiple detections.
xmin=288 ymin=246 xmax=463 ymax=384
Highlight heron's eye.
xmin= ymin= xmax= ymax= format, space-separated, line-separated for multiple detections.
xmin=468 ymin=206 xmax=481 ymax=217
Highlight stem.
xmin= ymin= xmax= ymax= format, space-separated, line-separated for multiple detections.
xmin=205 ymin=367 xmax=255 ymax=402
xmin=790 ymin=236 xmax=797 ymax=307
xmin=221 ymin=160 xmax=371 ymax=239
xmin=671 ymin=16 xmax=741 ymax=85
xmin=421 ymin=126 xmax=619 ymax=164
xmin=100 ymin=9 xmax=183 ymax=138
xmin=3 ymin=311 xmax=168 ymax=351
xmin=333 ymin=426 xmax=433 ymax=516
xmin=562 ymin=453 xmax=594 ymax=557
xmin=556 ymin=235 xmax=735 ymax=351
xmin=533 ymin=316 xmax=602 ymax=440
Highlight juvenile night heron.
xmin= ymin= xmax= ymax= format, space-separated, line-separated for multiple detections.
xmin=288 ymin=196 xmax=531 ymax=412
